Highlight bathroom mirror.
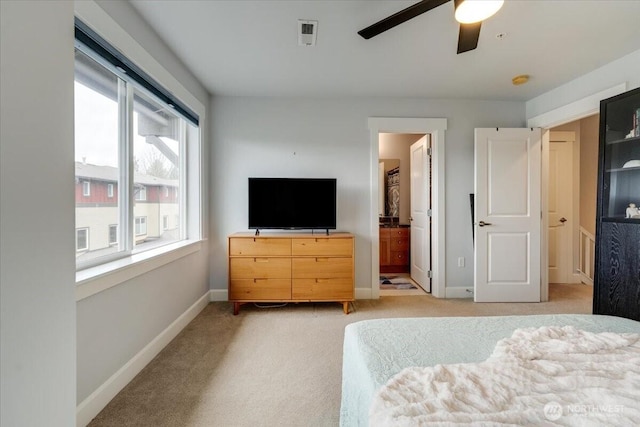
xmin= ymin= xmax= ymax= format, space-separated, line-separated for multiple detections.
xmin=379 ymin=158 xmax=400 ymax=220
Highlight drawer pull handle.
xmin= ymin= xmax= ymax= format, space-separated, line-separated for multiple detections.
xmin=316 ymin=257 xmax=329 ymax=262
xmin=253 ymin=278 xmax=267 ymax=283
xmin=254 ymin=258 xmax=269 ymax=263
xmin=315 ymin=278 xmax=329 ymax=283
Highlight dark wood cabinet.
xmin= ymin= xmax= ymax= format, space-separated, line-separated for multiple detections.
xmin=593 ymin=87 xmax=640 ymax=321
xmin=380 ymin=227 xmax=409 ymax=273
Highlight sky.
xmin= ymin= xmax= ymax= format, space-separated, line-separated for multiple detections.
xmin=74 ymin=81 xmax=178 ymax=172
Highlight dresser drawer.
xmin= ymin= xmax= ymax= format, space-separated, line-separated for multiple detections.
xmin=229 ymin=278 xmax=291 ymax=300
xmin=229 ymin=258 xmax=291 ymax=279
xmin=291 ymin=238 xmax=353 ymax=256
xmin=386 ymin=227 xmax=409 ymax=239
xmin=390 ymin=251 xmax=409 ymax=265
xmin=390 ymin=237 xmax=408 ymax=251
xmin=292 ymin=278 xmax=353 ymax=300
xmin=292 ymin=257 xmax=353 ymax=278
xmin=229 ymin=237 xmax=291 ymax=256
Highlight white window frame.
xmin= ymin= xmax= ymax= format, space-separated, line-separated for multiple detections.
xmin=82 ymin=181 xmax=90 ymax=196
xmin=76 ymin=228 xmax=89 ymax=252
xmin=163 ymin=215 xmax=169 ymax=230
xmin=164 ymin=186 xmax=169 ymax=197
xmin=74 ymin=3 xmax=206 ymax=301
xmin=107 ymin=183 xmax=114 ymax=198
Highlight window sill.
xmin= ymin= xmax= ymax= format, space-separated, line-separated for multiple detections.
xmin=76 ymin=239 xmax=203 ymax=301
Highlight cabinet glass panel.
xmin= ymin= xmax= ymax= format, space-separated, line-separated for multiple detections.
xmin=601 ymin=88 xmax=640 ymax=221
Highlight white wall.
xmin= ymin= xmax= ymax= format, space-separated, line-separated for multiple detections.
xmin=0 ymin=1 xmax=76 ymax=426
xmin=526 ymin=49 xmax=640 ymax=120
xmin=209 ymin=97 xmax=525 ymax=292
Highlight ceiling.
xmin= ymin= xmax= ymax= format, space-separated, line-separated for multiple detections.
xmin=130 ymin=0 xmax=640 ymax=101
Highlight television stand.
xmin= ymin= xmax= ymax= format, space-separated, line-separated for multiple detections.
xmin=311 ymin=229 xmax=330 ymax=236
xmin=228 ymin=232 xmax=355 ymax=315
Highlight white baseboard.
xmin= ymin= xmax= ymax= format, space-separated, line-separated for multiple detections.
xmin=76 ymin=291 xmax=210 ymax=427
xmin=355 ymin=287 xmax=373 ymax=299
xmin=445 ymin=287 xmax=474 ymax=298
xmin=209 ymin=289 xmax=228 ymax=301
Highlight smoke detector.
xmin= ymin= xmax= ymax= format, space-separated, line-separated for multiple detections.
xmin=298 ymin=20 xmax=318 ymax=46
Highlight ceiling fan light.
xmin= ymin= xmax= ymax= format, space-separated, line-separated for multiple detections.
xmin=454 ymin=0 xmax=504 ymax=24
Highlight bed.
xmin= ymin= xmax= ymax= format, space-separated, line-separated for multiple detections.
xmin=339 ymin=314 xmax=640 ymax=426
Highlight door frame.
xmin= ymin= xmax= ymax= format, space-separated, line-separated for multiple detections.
xmin=529 ymin=83 xmax=627 ymax=301
xmin=368 ymin=118 xmax=447 ymax=299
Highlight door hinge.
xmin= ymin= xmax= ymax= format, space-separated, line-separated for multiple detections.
xmin=427 ymin=209 xmax=432 ymax=217
xmin=427 ymin=270 xmax=433 ymax=279
xmin=427 ymin=147 xmax=432 ymax=156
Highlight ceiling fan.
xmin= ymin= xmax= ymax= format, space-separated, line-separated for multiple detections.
xmin=358 ymin=0 xmax=504 ymax=54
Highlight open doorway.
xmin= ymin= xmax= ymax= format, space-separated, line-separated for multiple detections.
xmin=378 ymin=133 xmax=429 ymax=295
xmin=368 ymin=118 xmax=447 ymax=300
xmin=546 ymin=115 xmax=599 ymax=295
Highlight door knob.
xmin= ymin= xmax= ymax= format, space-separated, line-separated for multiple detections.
xmin=478 ymin=221 xmax=492 ymax=227
xmin=559 ymin=217 xmax=567 ymax=223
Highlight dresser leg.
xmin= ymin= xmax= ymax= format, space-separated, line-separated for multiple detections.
xmin=233 ymin=302 xmax=240 ymax=315
xmin=342 ymin=301 xmax=349 ymax=314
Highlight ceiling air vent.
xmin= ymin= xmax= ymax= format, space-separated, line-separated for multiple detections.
xmin=298 ymin=20 xmax=318 ymax=46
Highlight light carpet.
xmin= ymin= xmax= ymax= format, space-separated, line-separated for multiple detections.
xmin=88 ymin=283 xmax=593 ymax=427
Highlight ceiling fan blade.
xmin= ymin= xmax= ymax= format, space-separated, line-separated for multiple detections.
xmin=358 ymin=0 xmax=451 ymax=39
xmin=457 ymin=22 xmax=481 ymax=54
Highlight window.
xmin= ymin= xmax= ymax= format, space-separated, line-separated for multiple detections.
xmin=108 ymin=224 xmax=117 ymax=245
xmin=82 ymin=181 xmax=91 ymax=196
xmin=135 ymin=217 xmax=147 ymax=236
xmin=74 ymin=20 xmax=201 ymax=270
xmin=134 ymin=185 xmax=146 ymax=201
xmin=76 ymin=228 xmax=89 ymax=251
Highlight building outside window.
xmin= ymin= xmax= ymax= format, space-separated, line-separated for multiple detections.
xmin=74 ymin=21 xmax=201 ymax=270
xmin=135 ymin=216 xmax=147 ymax=236
xmin=134 ymin=185 xmax=146 ymax=201
xmin=108 ymin=224 xmax=118 ymax=245
xmin=76 ymin=228 xmax=89 ymax=252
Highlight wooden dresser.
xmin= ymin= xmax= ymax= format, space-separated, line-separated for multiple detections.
xmin=228 ymin=232 xmax=354 ymax=314
xmin=379 ymin=227 xmax=410 ymax=273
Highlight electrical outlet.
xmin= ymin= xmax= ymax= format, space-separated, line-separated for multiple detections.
xmin=458 ymin=257 xmax=465 ymax=267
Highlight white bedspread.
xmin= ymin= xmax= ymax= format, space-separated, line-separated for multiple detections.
xmin=370 ymin=326 xmax=640 ymax=426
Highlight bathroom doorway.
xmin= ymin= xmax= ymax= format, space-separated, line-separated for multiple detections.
xmin=379 ymin=133 xmax=431 ymax=295
xmin=368 ymin=117 xmax=447 ymax=300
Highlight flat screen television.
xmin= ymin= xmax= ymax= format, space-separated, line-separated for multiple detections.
xmin=248 ymin=178 xmax=337 ymax=232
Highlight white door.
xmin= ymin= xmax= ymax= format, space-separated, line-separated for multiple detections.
xmin=474 ymin=128 xmax=541 ymax=302
xmin=410 ymin=135 xmax=431 ymax=292
xmin=548 ymin=132 xmax=574 ymax=283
